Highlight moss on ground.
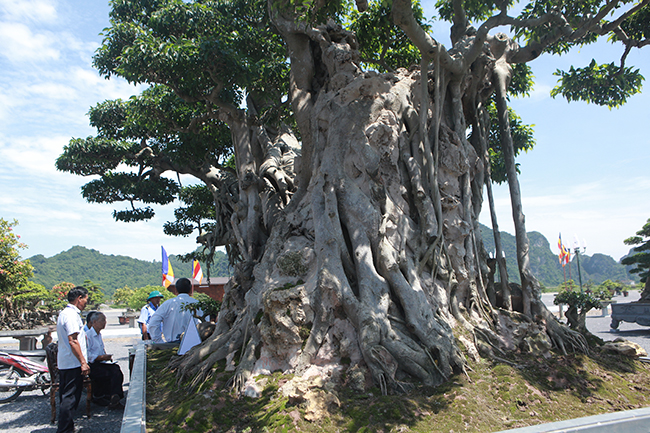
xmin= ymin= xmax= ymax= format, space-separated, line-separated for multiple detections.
xmin=146 ymin=347 xmax=650 ymax=433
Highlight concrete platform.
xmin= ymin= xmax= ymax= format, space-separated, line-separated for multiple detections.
xmin=495 ymin=406 xmax=650 ymax=432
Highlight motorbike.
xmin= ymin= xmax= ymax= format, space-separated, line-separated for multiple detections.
xmin=0 ymin=349 xmax=51 ymax=403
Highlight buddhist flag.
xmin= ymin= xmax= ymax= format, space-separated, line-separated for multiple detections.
xmin=162 ymin=246 xmax=174 ymax=288
xmin=558 ymin=233 xmax=565 ymax=264
xmin=192 ymin=260 xmax=203 ymax=284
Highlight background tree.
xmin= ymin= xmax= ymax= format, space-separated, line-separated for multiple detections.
xmin=60 ymin=0 xmax=649 ymax=400
xmin=0 ymin=218 xmax=49 ymax=327
xmin=126 ymin=285 xmax=174 ymax=311
xmin=113 ymin=286 xmax=134 ymax=307
xmin=554 ymin=280 xmax=602 ymax=333
xmin=183 ymin=292 xmax=222 ymax=323
xmin=82 ymin=280 xmax=107 ymax=310
xmin=49 ymin=282 xmax=75 ymax=312
xmin=622 ymin=217 xmax=650 ymax=300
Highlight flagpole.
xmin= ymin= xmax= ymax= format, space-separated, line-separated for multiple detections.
xmin=575 ymin=247 xmax=584 ymax=293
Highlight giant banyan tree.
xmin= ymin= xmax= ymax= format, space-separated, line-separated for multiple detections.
xmin=57 ymin=0 xmax=648 ymax=400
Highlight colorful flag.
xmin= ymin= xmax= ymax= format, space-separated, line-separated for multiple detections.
xmin=192 ymin=260 xmax=203 ymax=284
xmin=558 ymin=234 xmax=565 ymax=264
xmin=162 ymin=246 xmax=174 ymax=288
xmin=558 ymin=233 xmax=570 ymax=267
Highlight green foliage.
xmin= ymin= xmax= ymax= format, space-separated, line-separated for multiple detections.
xmin=50 ymin=282 xmax=75 ymax=311
xmin=436 ymin=0 xmax=513 ymax=22
xmin=348 ymin=1 xmax=429 ymax=72
xmin=486 ymin=103 xmax=536 ymax=184
xmin=554 ymin=280 xmax=601 ymax=312
xmin=127 ymin=285 xmax=175 ymax=311
xmin=0 ymin=219 xmax=51 ymax=319
xmin=59 ymin=0 xmax=290 ymax=245
xmin=619 ymin=4 xmax=650 ymax=41
xmin=509 ymin=63 xmax=535 ymax=97
xmin=183 ymin=292 xmax=221 ymax=321
xmin=83 ymin=280 xmax=107 ymax=310
xmin=113 ymin=286 xmax=135 ymax=306
xmin=0 ymin=219 xmax=34 ymax=296
xmin=163 ymin=185 xmax=217 ymax=237
xmin=551 ymin=60 xmax=644 ymax=108
xmin=594 ymin=279 xmax=625 ymax=299
xmin=515 ymin=1 xmax=602 ymax=56
xmin=12 ymin=281 xmax=50 ymax=311
xmin=96 ymin=0 xmax=288 ymax=109
xmin=29 ymin=246 xmax=232 ymax=296
xmin=621 ymin=218 xmax=650 ymax=284
xmin=45 ymin=280 xmax=106 ymax=310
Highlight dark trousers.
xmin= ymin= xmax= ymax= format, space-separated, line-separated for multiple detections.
xmin=89 ymin=362 xmax=124 ymax=399
xmin=57 ymin=367 xmax=83 ymax=433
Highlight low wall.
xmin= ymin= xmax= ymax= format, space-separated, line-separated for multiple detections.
xmin=120 ymin=341 xmax=148 ymax=433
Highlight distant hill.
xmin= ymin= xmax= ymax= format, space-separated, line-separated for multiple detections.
xmin=29 ymin=228 xmax=636 ymax=298
xmin=28 ymin=246 xmax=231 ymax=298
xmin=478 ymin=223 xmax=637 ymax=288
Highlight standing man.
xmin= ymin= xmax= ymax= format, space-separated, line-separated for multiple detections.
xmin=86 ymin=312 xmax=125 ymax=408
xmin=56 ymin=286 xmax=90 ymax=433
xmin=149 ymin=278 xmax=200 ymax=343
xmin=137 ymin=290 xmax=163 ymax=340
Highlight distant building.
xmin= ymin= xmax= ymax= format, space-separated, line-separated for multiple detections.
xmin=167 ymin=277 xmax=228 ymax=301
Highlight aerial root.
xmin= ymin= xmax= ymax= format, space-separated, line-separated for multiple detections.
xmin=541 ymin=307 xmax=589 ymax=355
xmin=547 ymin=319 xmax=588 ymax=355
xmin=424 ymin=347 xmax=448 ymax=381
xmin=228 ymin=371 xmax=248 ymax=395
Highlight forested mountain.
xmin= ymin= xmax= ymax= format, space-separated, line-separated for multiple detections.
xmin=28 ymin=246 xmax=231 ymax=298
xmin=29 ymin=229 xmax=633 ymax=298
xmin=478 ymin=224 xmax=637 ymax=287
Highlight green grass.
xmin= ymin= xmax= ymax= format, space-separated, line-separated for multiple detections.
xmin=146 ymin=347 xmax=650 ymax=433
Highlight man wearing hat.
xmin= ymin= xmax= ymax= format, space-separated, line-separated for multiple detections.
xmin=137 ymin=290 xmax=163 ymax=340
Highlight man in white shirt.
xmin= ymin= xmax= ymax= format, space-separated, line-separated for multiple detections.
xmin=149 ymin=278 xmax=200 ymax=343
xmin=137 ymin=290 xmax=163 ymax=340
xmin=56 ymin=286 xmax=90 ymax=433
xmin=86 ymin=312 xmax=124 ymax=408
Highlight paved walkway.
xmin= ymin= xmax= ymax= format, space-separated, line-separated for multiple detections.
xmin=542 ymin=290 xmax=650 ymax=355
xmin=0 ymin=308 xmax=139 ymax=433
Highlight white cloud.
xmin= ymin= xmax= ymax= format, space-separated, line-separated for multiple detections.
xmin=527 ymin=82 xmax=553 ymax=102
xmin=481 ymin=177 xmax=650 ymax=261
xmin=0 ymin=22 xmax=60 ymax=62
xmin=0 ymin=0 xmax=58 ymax=23
xmin=25 ymin=81 xmax=76 ymax=100
xmin=0 ymin=135 xmax=69 ymax=176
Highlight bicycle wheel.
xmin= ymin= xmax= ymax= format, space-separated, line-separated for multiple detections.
xmin=0 ymin=364 xmax=24 ymax=403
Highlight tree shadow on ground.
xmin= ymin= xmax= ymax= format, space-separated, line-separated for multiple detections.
xmin=330 ymin=382 xmax=458 ymax=432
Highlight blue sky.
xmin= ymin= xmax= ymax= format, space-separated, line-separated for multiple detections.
xmin=0 ymin=0 xmax=648 ymax=263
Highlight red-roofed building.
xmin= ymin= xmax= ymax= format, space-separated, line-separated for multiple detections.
xmin=167 ymin=277 xmax=229 ymax=301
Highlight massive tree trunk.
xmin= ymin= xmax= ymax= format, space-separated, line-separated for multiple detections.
xmin=170 ymin=2 xmax=589 ymax=401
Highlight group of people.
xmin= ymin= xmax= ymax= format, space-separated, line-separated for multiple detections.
xmin=55 ymin=277 xmax=200 ymax=433
xmin=136 ymin=277 xmax=199 ymax=344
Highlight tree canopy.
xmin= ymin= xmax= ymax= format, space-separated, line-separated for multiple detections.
xmin=58 ymin=0 xmax=649 ymax=402
xmin=622 ymin=217 xmax=650 ymax=299
xmin=0 ymin=219 xmax=51 ymax=328
xmin=57 ymin=0 xmax=647 ymax=251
